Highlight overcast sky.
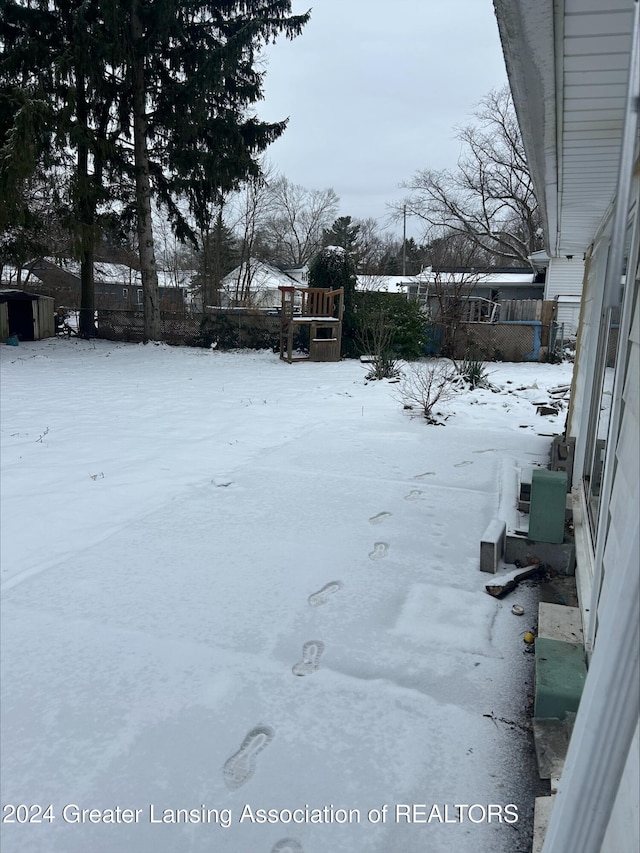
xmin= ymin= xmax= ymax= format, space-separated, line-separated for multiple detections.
xmin=258 ymin=0 xmax=508 ymax=239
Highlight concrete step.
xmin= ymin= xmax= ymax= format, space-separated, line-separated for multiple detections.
xmin=532 ymin=714 xmax=576 ymax=780
xmin=538 ymin=602 xmax=583 ymax=644
xmin=532 ymin=796 xmax=555 ymax=853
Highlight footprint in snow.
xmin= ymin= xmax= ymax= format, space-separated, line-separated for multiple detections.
xmin=404 ymin=489 xmax=423 ymax=501
xmin=413 ymin=471 xmax=435 ymax=479
xmin=454 ymin=461 xmax=473 ymax=468
xmin=292 ymin=640 xmax=324 ymax=677
xmin=369 ymin=511 xmax=391 ymax=525
xmin=308 ymin=581 xmax=342 ymax=607
xmin=223 ymin=726 xmax=274 ymax=790
xmin=369 ymin=542 xmax=389 ymax=560
xmin=271 ymin=840 xmax=303 ymax=853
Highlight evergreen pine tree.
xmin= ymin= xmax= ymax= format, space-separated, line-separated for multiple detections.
xmin=120 ymin=0 xmax=310 ymax=339
xmin=322 ymin=216 xmax=360 ymax=254
xmin=2 ymin=0 xmax=310 ymax=341
xmin=1 ymin=0 xmax=124 ymax=336
xmin=308 ymin=245 xmax=358 ymax=356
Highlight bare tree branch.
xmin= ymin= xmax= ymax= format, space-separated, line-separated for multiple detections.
xmin=398 ymin=87 xmax=542 ymax=268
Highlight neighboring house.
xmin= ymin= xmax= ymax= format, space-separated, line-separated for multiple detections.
xmin=15 ymin=259 xmax=188 ymax=311
xmin=531 ymin=254 xmax=585 ymax=336
xmin=359 ymin=268 xmax=543 ymax=300
xmin=404 ymin=267 xmax=546 ymax=323
xmin=356 ymin=274 xmax=413 ymax=295
xmin=494 ymin=4 xmax=639 ymax=853
xmin=407 ymin=267 xmax=544 ymax=301
xmin=219 ymin=260 xmax=300 ymax=310
xmin=284 ymin=266 xmax=309 ymax=285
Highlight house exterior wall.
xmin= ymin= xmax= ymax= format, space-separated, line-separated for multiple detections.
xmin=545 ymin=257 xmax=585 ymax=299
xmin=602 ymin=724 xmax=640 ymax=853
xmin=550 ymin=161 xmax=639 ymax=853
xmin=545 ymin=258 xmax=587 ymax=336
xmin=220 ymin=261 xmax=298 ymax=309
xmin=493 ymin=0 xmax=638 ymax=849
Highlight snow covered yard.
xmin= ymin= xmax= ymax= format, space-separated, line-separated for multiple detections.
xmin=0 ymin=339 xmax=573 ymax=853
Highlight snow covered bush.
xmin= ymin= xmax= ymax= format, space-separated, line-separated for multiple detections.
xmin=365 ymin=352 xmax=402 ymax=381
xmin=457 ymin=353 xmax=490 ymax=389
xmin=399 ymin=360 xmax=460 ymax=422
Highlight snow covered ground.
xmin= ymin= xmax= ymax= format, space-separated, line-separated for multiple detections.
xmin=0 ymin=339 xmax=574 ymax=853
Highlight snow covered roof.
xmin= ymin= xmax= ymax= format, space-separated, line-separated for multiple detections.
xmin=413 ymin=269 xmax=537 ymax=286
xmin=0 ymin=288 xmax=42 ymax=301
xmin=221 ymin=260 xmax=299 ymax=290
xmin=21 ymin=258 xmax=189 ymax=290
xmin=356 ymin=275 xmax=413 ymax=294
xmin=357 ymin=270 xmax=538 ymax=294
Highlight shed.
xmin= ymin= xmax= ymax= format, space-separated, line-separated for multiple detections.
xmin=0 ymin=290 xmax=56 ymax=342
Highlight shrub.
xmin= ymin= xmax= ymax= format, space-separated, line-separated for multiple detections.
xmin=365 ymin=352 xmax=402 ymax=381
xmin=399 ymin=360 xmax=461 ymax=423
xmin=356 ymin=292 xmax=428 ymax=361
xmin=457 ymin=353 xmax=489 ymax=389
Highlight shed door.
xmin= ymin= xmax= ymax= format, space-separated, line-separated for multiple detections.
xmin=8 ymin=300 xmax=36 ymax=341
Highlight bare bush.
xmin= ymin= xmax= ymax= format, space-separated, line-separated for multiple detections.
xmin=399 ymin=360 xmax=461 ymax=422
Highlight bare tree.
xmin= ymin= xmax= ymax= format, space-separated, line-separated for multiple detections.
xmin=418 ymin=267 xmax=486 ymax=357
xmin=261 ymin=175 xmax=339 ymax=267
xmin=400 ymin=87 xmax=542 ymax=268
xmin=351 ymin=218 xmax=402 ymax=274
xmin=227 ymin=169 xmax=275 ymax=304
xmin=407 ymin=232 xmax=487 ymax=357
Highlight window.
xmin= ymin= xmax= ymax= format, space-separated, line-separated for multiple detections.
xmin=583 ymin=219 xmax=634 ymax=539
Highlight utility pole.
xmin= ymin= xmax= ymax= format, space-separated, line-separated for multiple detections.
xmin=402 ymin=205 xmax=407 ymax=277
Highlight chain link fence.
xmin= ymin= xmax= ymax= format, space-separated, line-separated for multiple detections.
xmin=429 ymin=320 xmax=558 ymax=362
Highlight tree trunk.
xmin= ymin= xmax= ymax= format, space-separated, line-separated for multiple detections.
xmin=76 ymin=69 xmax=96 ymax=338
xmin=131 ymin=0 xmax=161 ymax=342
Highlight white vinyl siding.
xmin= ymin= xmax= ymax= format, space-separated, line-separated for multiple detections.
xmin=601 ymin=724 xmax=640 ymax=853
xmin=546 ymin=258 xmax=586 ymax=336
xmin=545 ymin=257 xmax=585 ymax=299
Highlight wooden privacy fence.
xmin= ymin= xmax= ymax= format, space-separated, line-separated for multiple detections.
xmin=498 ymin=299 xmax=551 ymax=322
xmin=461 ymin=298 xmax=552 ymax=323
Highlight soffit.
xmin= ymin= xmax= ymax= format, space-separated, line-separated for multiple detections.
xmin=493 ymin=0 xmax=636 ymax=258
